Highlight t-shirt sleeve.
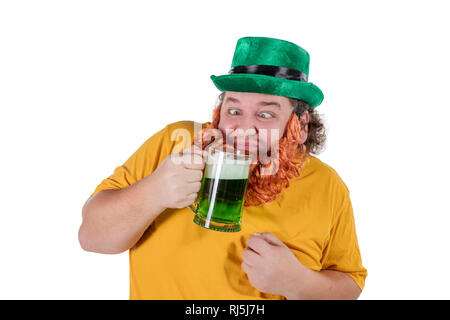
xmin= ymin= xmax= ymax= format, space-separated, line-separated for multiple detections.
xmin=90 ymin=124 xmax=172 ymax=198
xmin=321 ymin=192 xmax=368 ymax=292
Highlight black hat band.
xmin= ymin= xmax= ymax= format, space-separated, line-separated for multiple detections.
xmin=228 ymin=65 xmax=308 ymax=82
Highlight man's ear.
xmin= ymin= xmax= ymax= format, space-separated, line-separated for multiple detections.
xmin=298 ymin=111 xmax=309 ymax=144
xmin=301 ymin=110 xmax=309 ymax=124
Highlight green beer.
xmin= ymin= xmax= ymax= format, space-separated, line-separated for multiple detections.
xmin=191 ymin=149 xmax=251 ymax=232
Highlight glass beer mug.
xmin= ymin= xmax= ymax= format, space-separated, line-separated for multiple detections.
xmin=188 ymin=147 xmax=252 ymax=232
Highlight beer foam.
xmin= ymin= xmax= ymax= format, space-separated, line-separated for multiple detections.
xmin=205 ymin=153 xmax=250 ymax=180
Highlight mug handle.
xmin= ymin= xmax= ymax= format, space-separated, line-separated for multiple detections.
xmin=187 ymin=147 xmax=207 ymax=214
xmin=188 ymin=202 xmax=199 ymax=214
xmin=188 ymin=186 xmax=203 ymax=213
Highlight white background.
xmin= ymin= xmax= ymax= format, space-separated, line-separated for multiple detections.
xmin=1 ymin=0 xmax=449 ymax=299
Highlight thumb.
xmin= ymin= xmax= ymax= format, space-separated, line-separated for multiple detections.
xmin=254 ymin=232 xmax=287 ymax=247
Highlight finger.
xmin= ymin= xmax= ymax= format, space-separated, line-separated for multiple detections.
xmin=184 ymin=192 xmax=199 ymax=206
xmin=183 ymin=154 xmax=205 ymax=170
xmin=185 ymin=181 xmax=202 ymax=194
xmin=241 ymin=247 xmax=261 ymax=267
xmin=180 ymin=145 xmax=207 ymax=160
xmin=181 ymin=145 xmax=204 ymax=157
xmin=184 ymin=169 xmax=204 ymax=183
xmin=246 ymin=235 xmax=272 ymax=255
xmin=255 ymin=232 xmax=287 ymax=247
xmin=170 ymin=151 xmax=203 ymax=169
xmin=191 ymin=145 xmax=207 ymax=158
xmin=241 ymin=261 xmax=253 ymax=274
xmin=184 ymin=162 xmax=205 ymax=170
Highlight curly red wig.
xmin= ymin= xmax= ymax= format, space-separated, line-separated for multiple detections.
xmin=193 ymin=103 xmax=309 ymax=207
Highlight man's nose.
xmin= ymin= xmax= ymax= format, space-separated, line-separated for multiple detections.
xmin=233 ymin=118 xmax=257 ymax=134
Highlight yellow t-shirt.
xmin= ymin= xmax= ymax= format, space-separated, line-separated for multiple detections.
xmin=90 ymin=120 xmax=368 ymax=299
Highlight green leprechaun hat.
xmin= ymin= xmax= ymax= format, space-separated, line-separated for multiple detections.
xmin=210 ymin=36 xmax=324 ymax=108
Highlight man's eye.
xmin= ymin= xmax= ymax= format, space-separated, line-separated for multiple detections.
xmin=228 ymin=109 xmax=241 ymax=115
xmin=259 ymin=112 xmax=274 ymax=119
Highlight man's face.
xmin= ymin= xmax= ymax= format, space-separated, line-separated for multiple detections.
xmin=218 ymin=91 xmax=294 ymax=157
